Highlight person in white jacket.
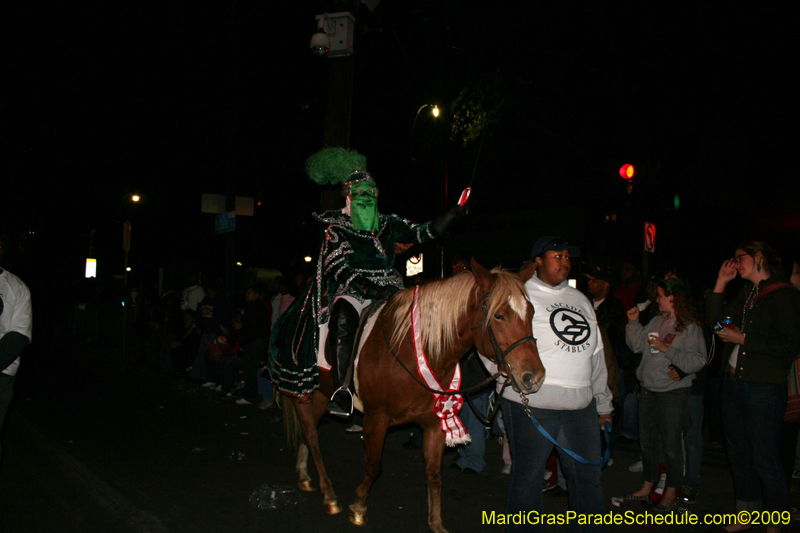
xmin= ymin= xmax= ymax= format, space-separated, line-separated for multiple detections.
xmin=485 ymin=236 xmax=612 ymax=533
xmin=0 ymin=265 xmax=32 ymax=463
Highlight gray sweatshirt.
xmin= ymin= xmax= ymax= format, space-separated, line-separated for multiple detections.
xmin=626 ymin=313 xmax=707 ymax=392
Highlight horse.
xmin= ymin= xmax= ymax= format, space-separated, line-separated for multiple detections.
xmin=279 ymin=258 xmax=545 ymax=533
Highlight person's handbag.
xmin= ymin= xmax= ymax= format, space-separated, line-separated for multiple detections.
xmin=785 ymin=356 xmax=800 ymax=422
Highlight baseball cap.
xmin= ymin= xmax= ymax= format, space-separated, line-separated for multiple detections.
xmin=660 ymin=277 xmax=691 ymax=297
xmin=530 ymin=236 xmax=581 ymax=259
xmin=584 ymin=265 xmax=614 ymax=284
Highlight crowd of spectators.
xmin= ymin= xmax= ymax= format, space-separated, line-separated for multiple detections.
xmin=428 ymin=239 xmax=800 ymax=533
xmin=135 ymin=274 xmax=297 ymax=410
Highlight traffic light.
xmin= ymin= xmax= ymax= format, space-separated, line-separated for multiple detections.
xmin=620 ymin=164 xmax=634 ymax=193
xmin=619 ymin=164 xmax=634 ymax=180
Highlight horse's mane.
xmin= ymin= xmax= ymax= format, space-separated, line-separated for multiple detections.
xmin=385 ymin=269 xmax=529 ymax=366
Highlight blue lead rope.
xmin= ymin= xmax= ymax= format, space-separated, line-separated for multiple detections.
xmin=528 ymin=413 xmax=613 ymax=467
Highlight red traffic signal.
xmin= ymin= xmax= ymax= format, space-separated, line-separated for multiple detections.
xmin=619 ymin=164 xmax=634 ymax=180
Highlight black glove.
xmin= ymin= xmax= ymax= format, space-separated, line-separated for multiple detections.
xmin=433 ymin=205 xmax=466 ymax=235
xmin=668 ymin=364 xmax=688 ymax=380
xmin=352 ymin=279 xmax=398 ymax=301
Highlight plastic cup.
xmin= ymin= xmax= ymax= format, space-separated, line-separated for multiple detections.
xmin=648 ymin=333 xmax=660 ymax=353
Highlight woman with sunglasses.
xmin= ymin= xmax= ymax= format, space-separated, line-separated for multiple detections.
xmin=623 ymin=278 xmax=707 ymax=512
xmin=706 ymin=241 xmax=800 ymax=533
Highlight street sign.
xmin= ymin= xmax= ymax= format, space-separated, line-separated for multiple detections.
xmin=201 ymin=194 xmax=254 ymax=216
xmin=85 ymin=258 xmax=97 ymax=278
xmin=215 ymin=211 xmax=236 ymax=234
xmin=644 ymin=222 xmax=656 ymax=253
xmin=406 ymin=254 xmax=423 ymax=277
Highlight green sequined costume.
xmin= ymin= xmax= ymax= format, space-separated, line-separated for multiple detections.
xmin=269 ymin=209 xmax=440 ymax=398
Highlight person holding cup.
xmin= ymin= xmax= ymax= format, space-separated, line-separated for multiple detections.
xmin=706 ymin=241 xmax=800 ymax=533
xmin=622 ymin=278 xmax=707 ymax=512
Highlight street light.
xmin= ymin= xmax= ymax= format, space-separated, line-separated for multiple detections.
xmin=411 ymin=104 xmax=440 ymax=161
xmin=121 ymin=194 xmax=140 ymax=287
xmin=411 ymin=104 xmax=447 ymax=276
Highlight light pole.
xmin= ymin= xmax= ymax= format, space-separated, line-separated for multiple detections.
xmin=122 ymin=194 xmax=139 ymax=287
xmin=410 ymin=104 xmax=447 ymax=277
xmin=411 ymin=104 xmax=440 ymax=161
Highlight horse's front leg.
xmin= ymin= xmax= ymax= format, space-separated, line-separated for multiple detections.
xmin=349 ymin=412 xmax=390 ymax=526
xmin=423 ymin=424 xmax=449 ymax=533
xmin=294 ymin=396 xmax=341 ymax=514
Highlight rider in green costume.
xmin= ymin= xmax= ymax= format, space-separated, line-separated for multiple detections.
xmin=269 ymin=147 xmax=464 ymax=417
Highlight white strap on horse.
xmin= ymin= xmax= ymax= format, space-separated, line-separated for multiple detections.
xmin=411 ymin=286 xmax=471 ymax=447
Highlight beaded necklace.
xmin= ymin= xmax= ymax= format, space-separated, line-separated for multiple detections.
xmin=741 ymin=284 xmax=759 ymax=334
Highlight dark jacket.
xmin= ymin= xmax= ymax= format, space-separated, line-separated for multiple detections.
xmin=240 ymin=301 xmax=271 ymax=345
xmin=705 ymin=272 xmax=800 ymax=384
xmin=197 ymin=296 xmax=232 ymax=336
xmin=595 ymin=294 xmax=626 ymax=354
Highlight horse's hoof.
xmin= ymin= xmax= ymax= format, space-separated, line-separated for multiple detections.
xmin=324 ymin=500 xmax=342 ymax=515
xmin=297 ymin=480 xmax=315 ymax=492
xmin=349 ymin=505 xmax=367 ymax=526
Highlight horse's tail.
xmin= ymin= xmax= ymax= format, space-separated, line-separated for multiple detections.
xmin=279 ymin=393 xmax=303 ymax=454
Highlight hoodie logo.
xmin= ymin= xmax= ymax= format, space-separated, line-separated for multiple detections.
xmin=550 ymin=308 xmax=590 ymax=346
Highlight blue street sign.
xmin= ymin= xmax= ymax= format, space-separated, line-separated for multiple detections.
xmin=215 ymin=211 xmax=236 ymax=234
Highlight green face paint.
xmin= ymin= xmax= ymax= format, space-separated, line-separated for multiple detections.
xmin=350 ymin=188 xmax=378 ymax=231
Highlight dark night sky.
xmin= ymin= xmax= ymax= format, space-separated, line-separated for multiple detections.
xmin=3 ymin=2 xmax=797 ymax=295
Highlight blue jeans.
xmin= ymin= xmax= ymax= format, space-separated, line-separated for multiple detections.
xmin=618 ymin=371 xmax=639 ymax=439
xmin=240 ymin=339 xmax=268 ymax=401
xmin=683 ymin=394 xmax=704 ymax=490
xmin=502 ymin=398 xmax=605 ymax=533
xmin=455 ymin=389 xmax=491 ymax=472
xmin=257 ymin=365 xmax=273 ymax=401
xmin=158 ymin=335 xmax=177 ymax=374
xmin=722 ymin=376 xmax=790 ymax=519
xmin=0 ymin=373 xmax=14 ymax=461
xmin=188 ymin=333 xmax=215 ymax=381
xmin=638 ymin=387 xmax=689 ymax=488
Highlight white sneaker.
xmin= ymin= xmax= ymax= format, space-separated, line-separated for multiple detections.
xmin=793 ymin=469 xmax=800 ymax=479
xmin=501 ymin=464 xmax=511 ymax=475
xmin=235 ymin=398 xmax=252 ymax=405
xmin=628 ymin=460 xmax=643 ymax=472
xmin=202 ymin=382 xmax=216 ymax=388
xmin=345 ymin=424 xmax=363 ymax=433
xmin=214 ymin=385 xmax=223 ymax=392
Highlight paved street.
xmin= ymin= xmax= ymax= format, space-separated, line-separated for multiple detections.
xmin=0 ymin=336 xmax=796 ymax=532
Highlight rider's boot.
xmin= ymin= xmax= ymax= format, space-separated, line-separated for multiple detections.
xmin=326 ymin=299 xmax=359 ymax=417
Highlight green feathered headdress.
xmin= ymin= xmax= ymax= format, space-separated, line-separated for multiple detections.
xmin=305 ymin=147 xmax=367 ymax=186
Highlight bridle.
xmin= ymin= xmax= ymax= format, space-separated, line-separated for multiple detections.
xmin=473 ymin=291 xmax=537 ymax=382
xmin=379 ymin=289 xmax=538 ymax=425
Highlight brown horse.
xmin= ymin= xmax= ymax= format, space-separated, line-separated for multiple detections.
xmin=282 ymin=258 xmax=545 ymax=533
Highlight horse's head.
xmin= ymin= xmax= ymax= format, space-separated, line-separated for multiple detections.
xmin=469 ymin=258 xmax=545 ymax=395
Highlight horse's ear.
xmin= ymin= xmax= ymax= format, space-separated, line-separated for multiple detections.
xmin=519 ymin=259 xmax=537 ymax=283
xmin=470 ymin=257 xmax=494 ymax=294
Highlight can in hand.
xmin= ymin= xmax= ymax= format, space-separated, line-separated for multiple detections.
xmin=722 ymin=316 xmax=735 ymax=329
